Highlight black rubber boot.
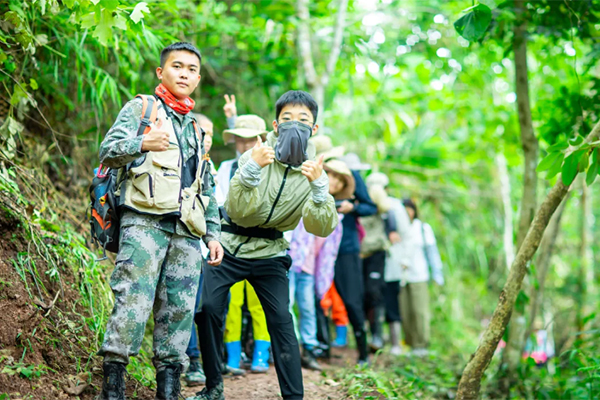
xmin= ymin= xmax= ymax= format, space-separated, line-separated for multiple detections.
xmin=156 ymin=364 xmax=182 ymax=400
xmin=101 ymin=362 xmax=126 ymax=400
xmin=356 ymin=329 xmax=369 ymax=362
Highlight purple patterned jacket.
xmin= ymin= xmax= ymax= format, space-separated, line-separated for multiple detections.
xmin=288 ymin=215 xmax=344 ymax=299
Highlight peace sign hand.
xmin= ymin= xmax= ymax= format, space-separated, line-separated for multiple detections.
xmin=223 ymin=94 xmax=237 ymax=118
xmin=301 ymin=155 xmax=325 ymax=183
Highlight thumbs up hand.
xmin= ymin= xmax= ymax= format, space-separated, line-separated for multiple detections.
xmin=301 ymin=154 xmax=324 ymax=183
xmin=251 ymin=136 xmax=275 ymax=168
xmin=141 ymin=117 xmax=170 ymax=152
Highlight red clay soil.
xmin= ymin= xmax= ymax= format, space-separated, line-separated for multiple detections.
xmin=0 ymin=192 xmax=153 ymax=400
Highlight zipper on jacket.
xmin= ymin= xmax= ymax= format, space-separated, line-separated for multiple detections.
xmin=264 ymin=165 xmax=291 ymax=225
xmin=233 ymin=236 xmax=252 ymax=257
xmin=232 ymin=165 xmax=291 ymax=257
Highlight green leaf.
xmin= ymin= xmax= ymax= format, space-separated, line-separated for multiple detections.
xmin=10 ymin=85 xmax=28 ymax=106
xmin=63 ymin=0 xmax=76 ymax=7
xmin=453 ymin=4 xmax=492 ymax=41
xmin=537 ymin=152 xmax=562 ymax=172
xmin=80 ymin=12 xmax=96 ymax=30
xmin=586 ymin=162 xmax=598 ymax=186
xmin=568 ymin=135 xmax=584 ymax=146
xmin=29 ymin=78 xmax=38 ymax=90
xmin=101 ymin=0 xmax=120 ymax=11
xmin=546 ymin=155 xmax=564 ymax=179
xmin=578 ymin=151 xmax=589 ymax=172
xmin=130 ymin=2 xmax=149 ymax=24
xmin=93 ymin=9 xmax=115 ymax=45
xmin=547 ymin=141 xmax=569 ymax=153
xmin=114 ymin=14 xmax=127 ymax=30
xmin=562 ymin=151 xmax=582 ymax=186
xmin=19 ymin=366 xmax=33 ymax=378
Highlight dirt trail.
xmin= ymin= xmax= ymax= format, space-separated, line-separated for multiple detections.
xmin=180 ymin=349 xmax=356 ymax=400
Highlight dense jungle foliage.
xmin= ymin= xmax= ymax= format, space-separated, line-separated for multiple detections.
xmin=1 ymin=0 xmax=600 ymax=399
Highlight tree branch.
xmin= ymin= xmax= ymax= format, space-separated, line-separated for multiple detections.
xmin=322 ymin=0 xmax=349 ymax=87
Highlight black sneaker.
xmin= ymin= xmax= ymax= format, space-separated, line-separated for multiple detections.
xmin=101 ymin=362 xmax=126 ymax=400
xmin=301 ymin=347 xmax=323 ymax=371
xmin=189 ymin=382 xmax=225 ymax=400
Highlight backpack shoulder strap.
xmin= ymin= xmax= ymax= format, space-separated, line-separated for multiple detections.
xmin=135 ymin=94 xmax=159 ymax=136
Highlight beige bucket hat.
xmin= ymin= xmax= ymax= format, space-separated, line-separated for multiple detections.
xmin=222 ymin=114 xmax=269 ymax=144
xmin=311 ymin=135 xmax=345 ymax=162
xmin=324 ymin=159 xmax=356 ymax=200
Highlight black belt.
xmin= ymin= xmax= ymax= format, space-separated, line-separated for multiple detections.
xmin=219 ymin=207 xmax=283 ymax=241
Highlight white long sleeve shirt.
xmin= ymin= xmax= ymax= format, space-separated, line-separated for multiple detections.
xmin=402 ymin=218 xmax=444 ymax=285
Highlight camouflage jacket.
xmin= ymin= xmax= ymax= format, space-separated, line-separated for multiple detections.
xmin=99 ymin=97 xmax=220 ymax=244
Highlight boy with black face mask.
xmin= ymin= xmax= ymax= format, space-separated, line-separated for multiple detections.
xmin=190 ymin=90 xmax=338 ymax=400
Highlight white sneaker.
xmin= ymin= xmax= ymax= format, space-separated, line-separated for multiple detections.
xmin=410 ymin=348 xmax=429 ymax=357
xmin=390 ymin=345 xmax=403 ymax=356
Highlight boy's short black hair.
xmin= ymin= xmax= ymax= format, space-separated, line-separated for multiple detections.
xmin=160 ymin=42 xmax=202 ymax=68
xmin=275 ymin=90 xmax=318 ymax=123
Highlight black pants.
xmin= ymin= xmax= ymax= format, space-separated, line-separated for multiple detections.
xmin=363 ymin=251 xmax=386 ymax=314
xmin=363 ymin=251 xmax=387 ymax=338
xmin=333 ymin=253 xmax=368 ymax=360
xmin=383 ymin=280 xmax=401 ymax=323
xmin=197 ymin=250 xmax=303 ymax=400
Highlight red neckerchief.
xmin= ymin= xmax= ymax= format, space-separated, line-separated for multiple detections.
xmin=155 ymin=83 xmax=195 ymax=115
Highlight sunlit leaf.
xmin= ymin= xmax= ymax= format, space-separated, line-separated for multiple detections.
xmin=453 ymin=4 xmax=492 ymax=41
xmin=130 ymin=2 xmax=150 ymax=24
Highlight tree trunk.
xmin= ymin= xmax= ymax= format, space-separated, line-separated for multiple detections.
xmin=501 ymin=0 xmax=539 ymax=376
xmin=525 ymin=191 xmax=569 ymax=341
xmin=496 ymin=152 xmax=515 ymax=270
xmin=576 ymin=179 xmax=591 ymax=331
xmin=295 ymin=0 xmax=348 ymax=125
xmin=456 ymin=119 xmax=600 ymax=400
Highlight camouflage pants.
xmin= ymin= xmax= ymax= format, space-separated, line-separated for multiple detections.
xmin=99 ymin=224 xmax=203 ymax=370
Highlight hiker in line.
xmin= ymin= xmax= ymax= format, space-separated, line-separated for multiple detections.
xmin=190 ymin=90 xmax=338 ymax=400
xmin=319 ymin=281 xmax=349 ymax=350
xmin=183 ymin=114 xmax=216 ymax=387
xmin=321 ymin=146 xmax=377 ymax=366
xmin=359 ymin=172 xmax=397 ymax=353
xmin=97 ymin=42 xmax=223 ymax=400
xmin=383 ymin=194 xmax=413 ymax=356
xmin=400 ymin=198 xmax=444 ymax=357
xmin=219 ymin=112 xmax=274 ymax=375
xmin=287 ymin=161 xmax=346 ymax=370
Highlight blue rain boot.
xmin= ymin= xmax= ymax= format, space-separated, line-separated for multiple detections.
xmin=225 ymin=341 xmax=242 ymax=369
xmin=332 ymin=325 xmax=348 ymax=348
xmin=251 ymin=340 xmax=270 ymax=373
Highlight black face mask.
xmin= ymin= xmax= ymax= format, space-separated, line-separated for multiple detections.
xmin=274 ymin=121 xmax=312 ymax=166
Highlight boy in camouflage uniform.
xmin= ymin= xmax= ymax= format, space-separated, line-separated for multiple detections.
xmin=97 ymin=42 xmax=222 ymax=400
